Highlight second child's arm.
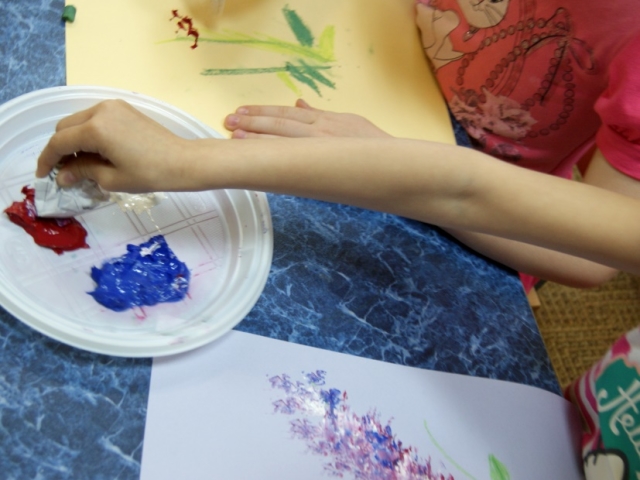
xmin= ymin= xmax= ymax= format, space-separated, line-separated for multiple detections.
xmin=445 ymin=148 xmax=640 ymax=288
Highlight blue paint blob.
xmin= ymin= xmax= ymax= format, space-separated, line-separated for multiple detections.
xmin=89 ymin=235 xmax=190 ymax=312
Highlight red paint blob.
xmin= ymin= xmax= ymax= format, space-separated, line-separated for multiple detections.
xmin=170 ymin=9 xmax=199 ymax=49
xmin=4 ymin=186 xmax=89 ymax=255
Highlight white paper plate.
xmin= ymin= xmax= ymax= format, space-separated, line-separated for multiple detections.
xmin=0 ymin=86 xmax=273 ymax=357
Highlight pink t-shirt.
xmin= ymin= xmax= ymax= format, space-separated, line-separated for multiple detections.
xmin=415 ymin=0 xmax=640 ymax=180
xmin=595 ymin=37 xmax=640 ymax=180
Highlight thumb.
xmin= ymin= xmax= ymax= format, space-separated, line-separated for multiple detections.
xmin=56 ymin=155 xmax=112 ymax=188
xmin=56 ymin=168 xmax=79 ymax=187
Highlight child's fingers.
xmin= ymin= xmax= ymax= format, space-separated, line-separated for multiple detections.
xmin=36 ymin=123 xmax=99 ymax=178
xmin=295 ymin=98 xmax=316 ymax=110
xmin=225 ymin=114 xmax=317 ymax=137
xmin=56 ymin=153 xmax=114 ymax=187
xmin=37 ymin=107 xmax=100 ymax=177
xmin=38 ymin=102 xmax=113 ymax=176
xmin=54 ymin=105 xmax=97 ymax=132
xmin=234 ymin=104 xmax=318 ymax=124
xmin=230 ymin=130 xmax=280 ymax=140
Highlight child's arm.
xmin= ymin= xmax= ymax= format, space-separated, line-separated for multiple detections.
xmin=444 ymin=148 xmax=640 ymax=288
xmin=225 ymin=102 xmax=640 ymax=288
xmin=37 ymin=100 xmax=640 ymax=278
xmin=444 ymin=230 xmax=619 ymax=288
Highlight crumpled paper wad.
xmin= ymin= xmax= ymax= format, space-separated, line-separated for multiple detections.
xmin=33 ymin=167 xmax=166 ymax=218
xmin=34 ymin=166 xmax=110 ymax=218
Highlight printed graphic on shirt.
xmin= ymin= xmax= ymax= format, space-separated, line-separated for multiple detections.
xmin=593 ymin=357 xmax=640 ymax=479
xmin=584 ymin=450 xmax=627 ymax=480
xmin=416 ymin=0 xmax=596 ymax=161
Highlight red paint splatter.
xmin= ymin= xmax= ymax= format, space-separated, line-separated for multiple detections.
xmin=170 ymin=9 xmax=199 ymax=49
xmin=132 ymin=306 xmax=147 ymax=321
xmin=4 ymin=186 xmax=89 ymax=255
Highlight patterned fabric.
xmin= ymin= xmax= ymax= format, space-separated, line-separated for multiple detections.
xmin=415 ymin=0 xmax=640 ymax=180
xmin=595 ymin=37 xmax=640 ymax=181
xmin=565 ymin=328 xmax=640 ymax=479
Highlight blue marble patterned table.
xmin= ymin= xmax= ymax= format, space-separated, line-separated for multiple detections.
xmin=0 ymin=1 xmax=559 ymax=478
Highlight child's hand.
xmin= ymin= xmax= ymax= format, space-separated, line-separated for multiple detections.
xmin=36 ymin=100 xmax=192 ymax=193
xmin=224 ymin=99 xmax=392 ymax=139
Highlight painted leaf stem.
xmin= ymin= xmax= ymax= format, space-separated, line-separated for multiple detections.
xmin=165 ymin=5 xmax=336 ymax=95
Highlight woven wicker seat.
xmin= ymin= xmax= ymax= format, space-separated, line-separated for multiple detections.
xmin=533 ymin=272 xmax=640 ymax=388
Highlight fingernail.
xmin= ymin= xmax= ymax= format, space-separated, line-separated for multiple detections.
xmin=232 ymin=130 xmax=246 ymax=139
xmin=226 ymin=114 xmax=240 ymax=127
xmin=57 ymin=170 xmax=77 ymax=186
xmin=236 ymin=107 xmax=249 ymax=115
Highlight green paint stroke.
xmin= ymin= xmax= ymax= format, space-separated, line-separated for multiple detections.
xmin=285 ymin=60 xmax=334 ymax=95
xmin=282 ymin=5 xmax=314 ymax=47
xmin=202 ymin=62 xmax=334 ymax=96
xmin=423 ymin=421 xmax=477 ymax=480
xmin=423 ymin=421 xmax=512 ymax=480
xmin=183 ymin=29 xmax=335 ymax=63
xmin=202 ymin=66 xmax=294 ymax=75
xmin=488 ymin=455 xmax=511 ymax=480
xmin=165 ymin=5 xmax=336 ymax=96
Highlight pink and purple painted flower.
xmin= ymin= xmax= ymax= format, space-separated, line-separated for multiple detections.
xmin=268 ymin=370 xmax=455 ymax=480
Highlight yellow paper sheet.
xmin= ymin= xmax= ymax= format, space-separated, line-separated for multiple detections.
xmin=65 ymin=0 xmax=454 ymax=143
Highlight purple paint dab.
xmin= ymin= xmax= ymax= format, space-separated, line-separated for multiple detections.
xmin=268 ymin=370 xmax=455 ymax=480
xmin=89 ymin=235 xmax=190 ymax=312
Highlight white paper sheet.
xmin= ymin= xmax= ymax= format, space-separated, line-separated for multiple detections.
xmin=141 ymin=331 xmax=584 ymax=480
